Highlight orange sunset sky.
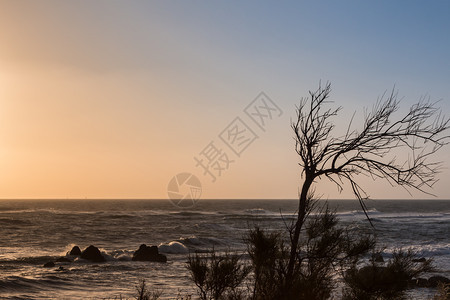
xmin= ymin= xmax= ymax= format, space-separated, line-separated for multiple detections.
xmin=1 ymin=1 xmax=449 ymax=199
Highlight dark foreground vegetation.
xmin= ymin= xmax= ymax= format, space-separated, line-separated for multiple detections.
xmin=124 ymin=206 xmax=449 ymax=300
xmin=184 ymin=205 xmax=448 ymax=300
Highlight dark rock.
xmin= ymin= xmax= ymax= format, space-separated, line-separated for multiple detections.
xmin=69 ymin=246 xmax=82 ymax=256
xmin=155 ymin=254 xmax=167 ymax=263
xmin=132 ymin=244 xmax=167 ymax=263
xmin=81 ymin=245 xmax=105 ymax=262
xmin=372 ymin=253 xmax=384 ymax=263
xmin=428 ymin=276 xmax=450 ymax=288
xmin=412 ymin=257 xmax=426 ymax=263
xmin=43 ymin=261 xmax=55 ymax=268
xmin=351 ymin=265 xmax=411 ymax=292
xmin=56 ymin=257 xmax=71 ymax=263
xmin=358 ymin=265 xmax=388 ymax=277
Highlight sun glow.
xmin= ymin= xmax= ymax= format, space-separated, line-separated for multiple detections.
xmin=0 ymin=1 xmax=449 ymax=199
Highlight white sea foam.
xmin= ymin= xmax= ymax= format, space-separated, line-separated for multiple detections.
xmin=158 ymin=241 xmax=189 ymax=254
xmin=244 ymin=208 xmax=270 ymax=214
xmin=383 ymin=243 xmax=450 ymax=257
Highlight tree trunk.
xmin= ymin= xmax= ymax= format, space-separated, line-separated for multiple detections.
xmin=285 ymin=175 xmax=313 ymax=290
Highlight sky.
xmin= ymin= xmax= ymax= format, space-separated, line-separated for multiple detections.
xmin=0 ymin=1 xmax=449 ymax=200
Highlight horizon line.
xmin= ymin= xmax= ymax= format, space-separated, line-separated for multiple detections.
xmin=0 ymin=198 xmax=449 ymax=201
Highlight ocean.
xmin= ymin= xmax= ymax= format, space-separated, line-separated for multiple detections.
xmin=0 ymin=199 xmax=449 ymax=299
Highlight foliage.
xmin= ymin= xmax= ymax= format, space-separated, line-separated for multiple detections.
xmin=186 ymin=250 xmax=251 ymax=300
xmin=135 ymin=279 xmax=163 ymax=300
xmin=433 ymin=282 xmax=450 ymax=300
xmin=342 ymin=249 xmax=434 ymax=300
xmin=246 ymin=227 xmax=286 ymax=299
xmin=296 ymin=205 xmax=375 ymax=300
xmin=244 ymin=204 xmax=375 ymax=300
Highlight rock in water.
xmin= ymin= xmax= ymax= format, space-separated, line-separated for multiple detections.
xmin=412 ymin=257 xmax=426 ymax=263
xmin=372 ymin=253 xmax=384 ymax=262
xmin=56 ymin=257 xmax=71 ymax=263
xmin=81 ymin=245 xmax=105 ymax=262
xmin=428 ymin=276 xmax=450 ymax=287
xmin=43 ymin=261 xmax=55 ymax=268
xmin=132 ymin=244 xmax=167 ymax=263
xmin=69 ymin=246 xmax=82 ymax=256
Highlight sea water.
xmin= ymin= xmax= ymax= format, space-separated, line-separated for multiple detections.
xmin=0 ymin=199 xmax=448 ymax=299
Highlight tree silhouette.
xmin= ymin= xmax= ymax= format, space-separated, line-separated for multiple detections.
xmin=286 ymin=82 xmax=449 ymax=286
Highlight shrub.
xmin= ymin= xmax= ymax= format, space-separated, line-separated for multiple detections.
xmin=293 ymin=206 xmax=374 ymax=300
xmin=186 ymin=205 xmax=438 ymax=300
xmin=186 ymin=250 xmax=251 ymax=300
xmin=135 ymin=279 xmax=163 ymax=300
xmin=433 ymin=282 xmax=450 ymax=300
xmin=246 ymin=227 xmax=287 ymax=299
xmin=245 ymin=205 xmax=375 ymax=300
xmin=342 ymin=249 xmax=434 ymax=300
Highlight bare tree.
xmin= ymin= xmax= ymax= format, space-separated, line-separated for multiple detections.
xmin=286 ymin=82 xmax=449 ymax=286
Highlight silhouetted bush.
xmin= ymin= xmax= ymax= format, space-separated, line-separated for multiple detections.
xmin=282 ymin=206 xmax=373 ymax=299
xmin=135 ymin=279 xmax=163 ymax=300
xmin=246 ymin=227 xmax=287 ymax=299
xmin=293 ymin=206 xmax=373 ymax=299
xmin=342 ymin=249 xmax=434 ymax=300
xmin=184 ymin=205 xmax=440 ymax=300
xmin=244 ymin=205 xmax=375 ymax=300
xmin=433 ymin=282 xmax=450 ymax=300
xmin=186 ymin=250 xmax=251 ymax=300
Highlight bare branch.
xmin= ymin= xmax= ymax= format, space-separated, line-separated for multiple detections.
xmin=287 ymin=83 xmax=449 ymax=280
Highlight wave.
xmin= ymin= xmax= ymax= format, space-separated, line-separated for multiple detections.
xmin=0 ymin=275 xmax=75 ymax=293
xmin=0 ymin=256 xmax=56 ymax=266
xmin=332 ymin=209 xmax=450 ymax=222
xmin=383 ymin=243 xmax=450 ymax=257
xmin=0 ymin=245 xmax=69 ymax=263
xmin=0 ymin=208 xmax=169 ymax=218
xmin=158 ymin=236 xmax=233 ymax=254
xmin=1 ymin=238 xmax=222 ymax=264
xmin=181 ymin=236 xmax=227 ymax=247
xmin=0 ymin=250 xmax=134 ymax=265
xmin=229 ymin=208 xmax=381 ymax=219
xmin=241 ymin=208 xmax=297 ymax=218
xmin=244 ymin=208 xmax=271 ymax=214
xmin=209 ymin=208 xmax=448 ymax=222
xmin=0 ymin=208 xmax=92 ymax=215
xmin=195 ymin=222 xmax=235 ymax=231
xmin=4 ymin=241 xmax=447 ymax=264
xmin=0 ymin=218 xmax=33 ymax=226
xmin=169 ymin=210 xmax=220 ymax=217
xmin=377 ymin=212 xmax=450 ymax=220
xmin=8 ymin=205 xmax=446 ymax=222
xmin=335 ymin=208 xmax=380 ymax=217
xmin=158 ymin=241 xmax=189 ymax=254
